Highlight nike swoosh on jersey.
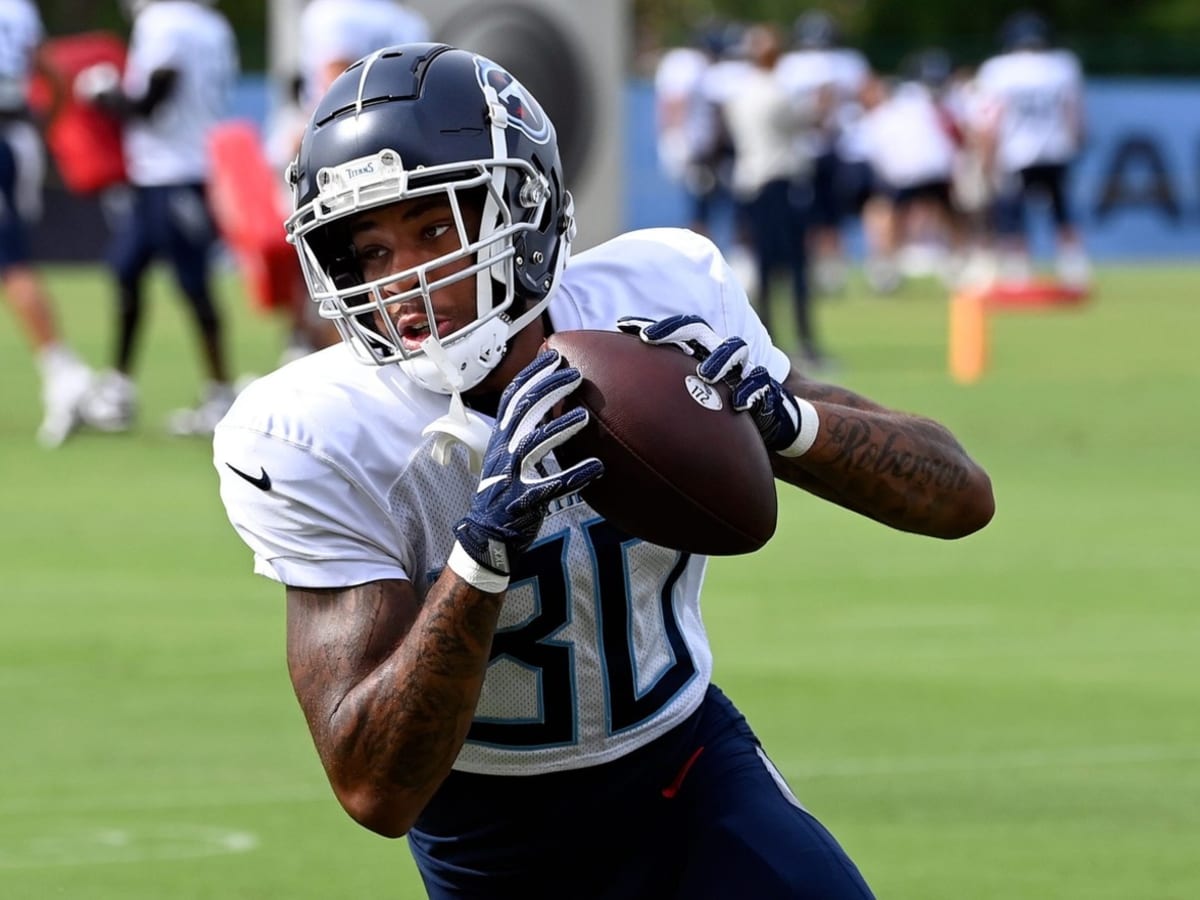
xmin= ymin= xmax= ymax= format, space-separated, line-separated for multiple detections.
xmin=226 ymin=463 xmax=272 ymax=491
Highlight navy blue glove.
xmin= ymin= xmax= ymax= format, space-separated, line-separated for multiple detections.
xmin=617 ymin=315 xmax=818 ymax=457
xmin=452 ymin=350 xmax=603 ymax=582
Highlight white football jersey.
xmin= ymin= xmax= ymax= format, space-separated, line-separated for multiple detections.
xmin=122 ymin=0 xmax=238 ymax=185
xmin=721 ymin=66 xmax=816 ymax=196
xmin=653 ymin=46 xmax=719 ymax=181
xmin=859 ymin=82 xmax=957 ymax=189
xmin=776 ymin=47 xmax=870 ymax=155
xmin=974 ymin=49 xmax=1083 ymax=172
xmin=0 ymin=0 xmax=42 ymax=112
xmin=214 ymin=228 xmax=789 ymax=776
xmin=299 ymin=0 xmax=431 ymax=107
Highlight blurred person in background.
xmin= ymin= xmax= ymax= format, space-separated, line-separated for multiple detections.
xmin=942 ymin=62 xmax=1000 ymax=286
xmin=720 ymin=22 xmax=831 ymax=372
xmin=214 ymin=41 xmax=994 ymax=898
xmin=0 ymin=0 xmax=96 ymax=447
xmin=777 ymin=10 xmax=872 ymax=297
xmin=653 ymin=20 xmax=726 ymax=238
xmin=973 ymin=10 xmax=1090 ymax=286
xmin=298 ymin=0 xmax=430 ymax=111
xmin=75 ymin=0 xmax=239 ymax=436
xmin=263 ymin=0 xmax=430 ymax=364
xmin=856 ymin=49 xmax=965 ymax=292
xmin=694 ymin=20 xmax=756 ymax=289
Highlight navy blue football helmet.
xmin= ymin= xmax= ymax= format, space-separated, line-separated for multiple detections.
xmin=793 ymin=11 xmax=840 ymax=50
xmin=1000 ymin=11 xmax=1051 ymax=51
xmin=286 ymin=43 xmax=575 ymax=393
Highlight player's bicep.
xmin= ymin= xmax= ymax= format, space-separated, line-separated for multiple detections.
xmin=285 ymin=578 xmax=422 ymax=736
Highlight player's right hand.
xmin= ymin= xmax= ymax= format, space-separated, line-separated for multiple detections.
xmin=452 ymin=350 xmax=603 ymax=580
xmin=620 ymin=314 xmax=818 ymax=458
xmin=617 ymin=314 xmax=722 ymax=359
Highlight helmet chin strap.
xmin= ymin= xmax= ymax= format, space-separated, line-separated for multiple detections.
xmin=418 ymin=333 xmax=493 ymax=474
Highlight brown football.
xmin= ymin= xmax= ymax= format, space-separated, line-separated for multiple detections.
xmin=545 ymin=329 xmax=777 ymax=556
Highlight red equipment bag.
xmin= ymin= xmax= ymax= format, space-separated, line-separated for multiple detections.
xmin=207 ymin=120 xmax=298 ymax=312
xmin=27 ymin=31 xmax=127 ymax=194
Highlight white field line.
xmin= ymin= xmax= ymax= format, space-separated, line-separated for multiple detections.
xmin=781 ymin=743 xmax=1200 ymax=778
xmin=0 ymin=784 xmax=330 ymax=818
xmin=0 ymin=825 xmax=259 ymax=870
xmin=1 ymin=744 xmax=1196 ymax=822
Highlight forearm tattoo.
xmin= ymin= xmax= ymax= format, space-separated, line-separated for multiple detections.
xmin=822 ymin=412 xmax=975 ymax=492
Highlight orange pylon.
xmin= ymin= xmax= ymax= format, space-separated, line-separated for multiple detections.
xmin=948 ymin=289 xmax=988 ymax=384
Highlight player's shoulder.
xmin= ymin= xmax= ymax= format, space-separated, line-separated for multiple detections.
xmin=655 ymin=46 xmax=706 ymax=79
xmin=215 ymin=344 xmax=443 ymax=468
xmin=572 ymin=227 xmax=726 ymax=277
xmin=977 ymin=51 xmax=1029 ymax=84
xmin=1048 ymin=49 xmax=1083 ymax=78
xmin=975 ymin=52 xmax=1008 ymax=77
xmin=553 ymin=228 xmax=742 ymax=330
xmin=300 ymin=0 xmax=348 ymax=28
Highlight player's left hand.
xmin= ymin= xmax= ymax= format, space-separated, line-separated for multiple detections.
xmin=617 ymin=314 xmax=818 ymax=458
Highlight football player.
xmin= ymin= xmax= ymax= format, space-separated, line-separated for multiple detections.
xmin=76 ymin=0 xmax=239 ymax=435
xmin=0 ymin=0 xmax=95 ymax=447
xmin=652 ymin=21 xmax=727 ymax=238
xmin=298 ymin=0 xmax=430 ymax=110
xmin=717 ymin=22 xmax=829 ymax=373
xmin=973 ymin=11 xmax=1090 ymax=286
xmin=214 ymin=43 xmax=995 ymax=898
xmin=776 ymin=11 xmax=874 ymax=297
xmin=263 ymin=0 xmax=431 ymax=364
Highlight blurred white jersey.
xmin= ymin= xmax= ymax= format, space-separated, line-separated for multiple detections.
xmin=653 ymin=46 xmax=718 ymax=181
xmin=776 ymin=47 xmax=870 ymax=156
xmin=299 ymin=0 xmax=430 ymax=106
xmin=214 ymin=228 xmax=789 ymax=777
xmin=123 ymin=0 xmax=238 ymax=185
xmin=721 ymin=65 xmax=817 ymax=196
xmin=859 ymin=82 xmax=957 ymax=189
xmin=0 ymin=0 xmax=42 ymax=113
xmin=699 ymin=57 xmax=753 ymax=109
xmin=975 ymin=48 xmax=1083 ymax=172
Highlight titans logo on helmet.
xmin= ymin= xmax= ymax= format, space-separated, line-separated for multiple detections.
xmin=474 ymin=56 xmax=551 ymax=145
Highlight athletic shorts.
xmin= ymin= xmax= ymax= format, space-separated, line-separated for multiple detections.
xmin=408 ymin=684 xmax=875 ymax=899
xmin=0 ymin=120 xmax=44 ymax=270
xmin=992 ymin=162 xmax=1073 ymax=234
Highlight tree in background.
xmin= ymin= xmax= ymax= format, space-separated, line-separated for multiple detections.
xmin=633 ymin=0 xmax=1200 ymax=75
xmin=38 ymin=1 xmax=267 ymax=72
xmin=34 ymin=0 xmax=1200 ymax=76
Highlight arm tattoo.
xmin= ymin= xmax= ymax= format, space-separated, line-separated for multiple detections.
xmin=824 ymin=412 xmax=974 ymax=492
xmin=774 ymin=373 xmax=993 ymax=535
xmin=288 ymin=573 xmax=504 ymax=816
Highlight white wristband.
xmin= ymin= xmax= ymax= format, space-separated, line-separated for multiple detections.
xmin=447 ymin=542 xmax=510 ymax=593
xmin=777 ymin=398 xmax=820 ymax=458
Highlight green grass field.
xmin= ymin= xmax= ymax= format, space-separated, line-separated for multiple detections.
xmin=1 ymin=263 xmax=1197 ymax=898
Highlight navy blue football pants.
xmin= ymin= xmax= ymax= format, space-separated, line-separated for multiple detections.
xmin=0 ymin=132 xmax=32 ymax=270
xmin=408 ymin=684 xmax=875 ymax=899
